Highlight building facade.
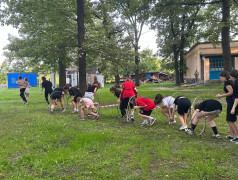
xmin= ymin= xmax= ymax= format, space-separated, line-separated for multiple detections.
xmin=185 ymin=42 xmax=238 ymax=82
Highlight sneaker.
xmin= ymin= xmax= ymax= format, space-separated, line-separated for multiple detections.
xmin=50 ymin=109 xmax=54 ymax=114
xmin=24 ymin=101 xmax=28 ymax=105
xmin=130 ymin=115 xmax=134 ymax=121
xmin=169 ymin=120 xmax=176 ymax=125
xmin=79 ymin=117 xmax=85 ymax=120
xmin=185 ymin=128 xmax=194 ymax=135
xmin=141 ymin=121 xmax=149 ymax=126
xmin=230 ymin=137 xmax=238 ymax=142
xmin=95 ymin=115 xmax=99 ymax=120
xmin=88 ymin=114 xmax=91 ymax=117
xmin=150 ymin=117 xmax=156 ymax=126
xmin=212 ymin=134 xmax=221 ymax=139
xmin=126 ymin=116 xmax=130 ymax=122
xmin=72 ymin=110 xmax=78 ymax=114
xmin=226 ymin=135 xmax=234 ymax=140
xmin=47 ymin=104 xmax=50 ymax=108
xmin=179 ymin=125 xmax=187 ymax=131
xmin=62 ymin=108 xmax=66 ymax=112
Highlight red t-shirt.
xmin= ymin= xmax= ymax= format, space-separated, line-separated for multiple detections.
xmin=136 ymin=97 xmax=156 ymax=111
xmin=120 ymin=81 xmax=137 ymax=100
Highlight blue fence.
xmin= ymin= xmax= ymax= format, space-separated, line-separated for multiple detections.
xmin=7 ymin=73 xmax=37 ymax=88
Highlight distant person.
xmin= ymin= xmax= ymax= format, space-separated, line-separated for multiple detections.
xmin=16 ymin=76 xmax=28 ymax=104
xmin=63 ymin=85 xmax=83 ymax=113
xmin=50 ymin=87 xmax=65 ymax=113
xmin=24 ymin=77 xmax=30 ymax=102
xmin=119 ymin=78 xmax=137 ymax=121
xmin=41 ymin=76 xmax=53 ymax=107
xmin=80 ymin=97 xmax=99 ymax=120
xmin=110 ymin=86 xmax=125 ymax=118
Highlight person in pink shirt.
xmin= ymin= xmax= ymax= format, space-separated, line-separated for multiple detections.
xmin=16 ymin=76 xmax=28 ymax=104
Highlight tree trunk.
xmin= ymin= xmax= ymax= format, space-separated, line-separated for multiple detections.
xmin=222 ymin=0 xmax=232 ymax=72
xmin=115 ymin=74 xmax=120 ymax=88
xmin=173 ymin=45 xmax=180 ymax=86
xmin=134 ymin=43 xmax=140 ymax=86
xmin=77 ymin=0 xmax=87 ymax=94
xmin=58 ymin=60 xmax=66 ymax=87
xmin=179 ymin=49 xmax=184 ymax=84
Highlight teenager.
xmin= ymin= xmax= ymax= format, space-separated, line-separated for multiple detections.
xmin=41 ymin=76 xmax=53 ymax=107
xmin=216 ymin=71 xmax=238 ymax=142
xmin=154 ymin=94 xmax=176 ymax=124
xmin=130 ymin=96 xmax=156 ymax=126
xmin=190 ymin=99 xmax=222 ymax=138
xmin=50 ymin=88 xmax=65 ymax=113
xmin=171 ymin=96 xmax=191 ymax=130
xmin=119 ymin=78 xmax=138 ymax=121
xmin=84 ymin=82 xmax=98 ymax=101
xmin=63 ymin=85 xmax=83 ymax=113
xmin=24 ymin=77 xmax=30 ymax=102
xmin=16 ymin=76 xmax=28 ymax=104
xmin=110 ymin=87 xmax=125 ymax=118
xmin=80 ymin=97 xmax=99 ymax=120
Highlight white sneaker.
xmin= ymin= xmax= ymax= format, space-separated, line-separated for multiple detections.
xmin=169 ymin=120 xmax=176 ymax=125
xmin=179 ymin=125 xmax=187 ymax=131
xmin=130 ymin=115 xmax=134 ymax=121
xmin=149 ymin=117 xmax=156 ymax=126
xmin=141 ymin=121 xmax=149 ymax=126
xmin=212 ymin=134 xmax=221 ymax=139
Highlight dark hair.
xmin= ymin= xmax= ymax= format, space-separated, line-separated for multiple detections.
xmin=18 ymin=76 xmax=22 ymax=80
xmin=219 ymin=71 xmax=230 ymax=80
xmin=230 ymin=70 xmax=238 ymax=82
xmin=194 ymin=103 xmax=200 ymax=110
xmin=24 ymin=77 xmax=28 ymax=82
xmin=154 ymin=94 xmax=164 ymax=105
xmin=41 ymin=76 xmax=46 ymax=81
xmin=110 ymin=87 xmax=121 ymax=94
xmin=130 ymin=96 xmax=136 ymax=107
xmin=63 ymin=85 xmax=70 ymax=90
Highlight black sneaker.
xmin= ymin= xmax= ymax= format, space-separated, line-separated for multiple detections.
xmin=230 ymin=137 xmax=238 ymax=142
xmin=226 ymin=135 xmax=234 ymax=140
xmin=95 ymin=115 xmax=99 ymax=120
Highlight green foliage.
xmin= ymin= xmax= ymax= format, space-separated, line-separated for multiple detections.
xmin=0 ymin=60 xmax=8 ymax=84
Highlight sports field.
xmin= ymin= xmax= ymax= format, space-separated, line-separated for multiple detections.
xmin=0 ymin=82 xmax=237 ymax=179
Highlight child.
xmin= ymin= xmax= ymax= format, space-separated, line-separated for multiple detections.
xmin=16 ymin=76 xmax=28 ymax=104
xmin=190 ymin=99 xmax=222 ymax=138
xmin=216 ymin=71 xmax=238 ymax=142
xmin=119 ymin=78 xmax=138 ymax=121
xmin=41 ymin=76 xmax=53 ymax=107
xmin=24 ymin=77 xmax=30 ymax=102
xmin=130 ymin=96 xmax=156 ymax=126
xmin=110 ymin=87 xmax=125 ymax=118
xmin=171 ymin=96 xmax=191 ymax=130
xmin=50 ymin=88 xmax=65 ymax=113
xmin=154 ymin=94 xmax=176 ymax=124
xmin=84 ymin=81 xmax=98 ymax=100
xmin=63 ymin=85 xmax=83 ymax=113
xmin=80 ymin=97 xmax=99 ymax=120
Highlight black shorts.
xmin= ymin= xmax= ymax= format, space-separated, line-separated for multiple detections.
xmin=139 ymin=109 xmax=152 ymax=116
xmin=73 ymin=94 xmax=81 ymax=103
xmin=121 ymin=97 xmax=133 ymax=110
xmin=227 ymin=102 xmax=237 ymax=122
xmin=177 ymin=98 xmax=191 ymax=115
xmin=51 ymin=94 xmax=62 ymax=100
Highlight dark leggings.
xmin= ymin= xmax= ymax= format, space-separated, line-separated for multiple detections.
xmin=45 ymin=90 xmax=53 ymax=104
xmin=120 ymin=102 xmax=126 ymax=117
xmin=20 ymin=88 xmax=27 ymax=102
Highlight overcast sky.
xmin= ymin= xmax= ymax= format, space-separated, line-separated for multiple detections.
xmin=0 ymin=25 xmax=158 ymax=66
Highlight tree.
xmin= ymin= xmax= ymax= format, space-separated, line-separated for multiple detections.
xmin=0 ymin=60 xmax=9 ymax=84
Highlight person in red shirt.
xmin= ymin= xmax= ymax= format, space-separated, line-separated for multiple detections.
xmin=130 ymin=96 xmax=156 ymax=126
xmin=119 ymin=78 xmax=138 ymax=121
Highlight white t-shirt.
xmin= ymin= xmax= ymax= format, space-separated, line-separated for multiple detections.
xmin=162 ymin=96 xmax=174 ymax=108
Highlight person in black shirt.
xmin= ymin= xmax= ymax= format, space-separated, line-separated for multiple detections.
xmin=41 ymin=76 xmax=53 ymax=107
xmin=216 ymin=71 xmax=238 ymax=142
xmin=84 ymin=82 xmax=98 ymax=100
xmin=63 ymin=85 xmax=83 ymax=113
xmin=110 ymin=86 xmax=125 ymax=117
xmin=50 ymin=88 xmax=65 ymax=113
xmin=171 ymin=96 xmax=191 ymax=131
xmin=190 ymin=99 xmax=222 ymax=138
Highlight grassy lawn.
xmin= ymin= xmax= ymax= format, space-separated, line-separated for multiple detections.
xmin=0 ymin=82 xmax=238 ymax=179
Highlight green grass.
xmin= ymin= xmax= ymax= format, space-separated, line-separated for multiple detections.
xmin=0 ymin=84 xmax=238 ymax=179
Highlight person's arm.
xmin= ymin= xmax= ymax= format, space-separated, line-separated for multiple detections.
xmin=134 ymin=105 xmax=147 ymax=109
xmin=167 ymin=104 xmax=172 ymax=118
xmin=191 ymin=109 xmax=199 ymax=120
xmin=216 ymin=85 xmax=233 ymax=98
xmin=231 ymin=98 xmax=238 ymax=114
xmin=171 ymin=104 xmax=176 ymax=120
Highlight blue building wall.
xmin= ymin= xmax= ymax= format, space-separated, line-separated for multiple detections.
xmin=7 ymin=73 xmax=37 ymax=88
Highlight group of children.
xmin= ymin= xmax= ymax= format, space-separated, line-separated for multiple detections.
xmin=16 ymin=76 xmax=30 ymax=104
xmin=16 ymin=70 xmax=238 ymax=144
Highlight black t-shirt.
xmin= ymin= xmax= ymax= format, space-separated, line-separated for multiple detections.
xmin=69 ymin=87 xmax=82 ymax=97
xmin=224 ymin=80 xmax=234 ymax=103
xmin=197 ymin=99 xmax=222 ymax=112
xmin=115 ymin=91 xmax=121 ymax=99
xmin=42 ymin=80 xmax=53 ymax=92
xmin=52 ymin=88 xmax=64 ymax=96
xmin=87 ymin=85 xmax=98 ymax=93
xmin=233 ymin=82 xmax=238 ymax=99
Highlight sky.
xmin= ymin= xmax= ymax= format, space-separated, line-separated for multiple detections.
xmin=0 ymin=25 xmax=158 ymax=66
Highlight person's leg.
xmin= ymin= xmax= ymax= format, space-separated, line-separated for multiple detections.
xmin=81 ymin=105 xmax=86 ymax=119
xmin=25 ymin=93 xmax=29 ymax=101
xmin=45 ymin=91 xmax=50 ymax=104
xmin=20 ymin=88 xmax=27 ymax=102
xmin=51 ymin=99 xmax=56 ymax=112
xmin=161 ymin=108 xmax=169 ymax=118
xmin=59 ymin=98 xmax=64 ymax=109
xmin=206 ymin=113 xmax=221 ymax=137
xmin=227 ymin=121 xmax=235 ymax=137
xmin=72 ymin=97 xmax=77 ymax=112
xmin=120 ymin=102 xmax=126 ymax=117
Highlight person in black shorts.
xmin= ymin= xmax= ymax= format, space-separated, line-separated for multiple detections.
xmin=50 ymin=88 xmax=65 ymax=113
xmin=41 ymin=76 xmax=53 ymax=107
xmin=63 ymin=85 xmax=83 ymax=113
xmin=171 ymin=96 xmax=191 ymax=131
xmin=190 ymin=99 xmax=222 ymax=138
xmin=110 ymin=87 xmax=125 ymax=118
xmin=216 ymin=71 xmax=238 ymax=142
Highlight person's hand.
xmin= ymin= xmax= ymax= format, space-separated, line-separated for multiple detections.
xmin=216 ymin=94 xmax=222 ymax=98
xmin=231 ymin=109 xmax=235 ymax=115
xmin=117 ymin=99 xmax=120 ymax=103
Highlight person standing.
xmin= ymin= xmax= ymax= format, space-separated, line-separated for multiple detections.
xmin=16 ymin=76 xmax=28 ymax=104
xmin=41 ymin=76 xmax=53 ymax=107
xmin=24 ymin=77 xmax=30 ymax=102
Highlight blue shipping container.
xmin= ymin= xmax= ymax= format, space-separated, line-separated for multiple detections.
xmin=8 ymin=73 xmax=37 ymax=88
